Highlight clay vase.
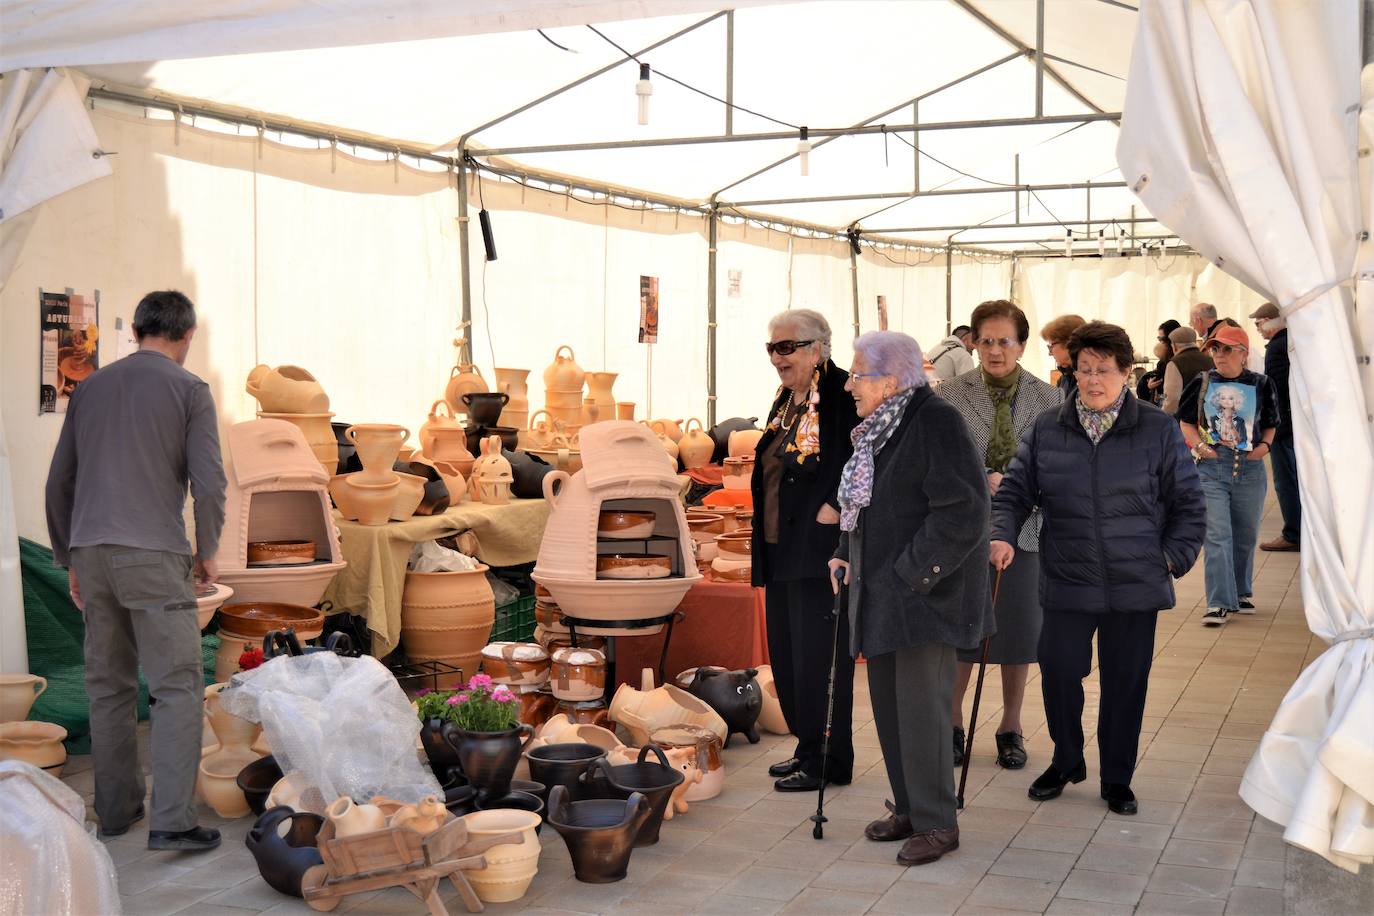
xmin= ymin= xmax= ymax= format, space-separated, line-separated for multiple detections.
xmin=440 ymin=722 xmax=535 ymax=800
xmin=427 ymin=426 xmax=473 ymax=466
xmin=494 ymin=367 xmax=530 ymax=400
xmin=389 ymin=795 xmax=447 ymax=835
xmin=462 ymin=391 xmax=510 ymax=427
xmin=256 ymin=411 xmax=338 ymax=475
xmin=0 ymin=721 xmax=67 ymax=775
xmin=325 ymin=796 xmax=386 ymax=837
xmin=460 ymin=808 xmax=542 ymax=903
xmin=578 ymin=744 xmax=684 ymax=847
xmin=400 ymin=566 xmax=495 ymax=688
xmin=419 ymin=399 xmax=463 ymax=456
xmin=580 ymin=397 xmax=600 ymax=427
xmin=204 ymin=683 xmax=262 ymax=755
xmin=420 ymin=717 xmax=463 ymax=783
xmin=525 ymin=742 xmax=606 ymax=806
xmin=445 ymin=364 xmax=489 ymax=416
xmin=236 ymin=754 xmax=284 ymax=816
xmin=677 ymin=418 xmax=714 ymax=470
xmin=615 ymin=402 xmax=635 ymax=421
xmin=754 ymin=665 xmax=789 ymax=735
xmin=245 ymin=364 xmax=329 ymax=413
xmin=246 ymin=807 xmax=325 ymax=898
xmin=542 ymin=345 xmax=585 ymax=391
xmin=344 ymin=423 xmax=408 ymax=484
xmin=0 ymin=674 xmax=47 ymax=722
xmin=545 ymin=784 xmax=650 ymax=884
xmin=332 ymin=474 xmax=400 ymax=525
xmin=584 ymin=372 xmax=618 ymax=417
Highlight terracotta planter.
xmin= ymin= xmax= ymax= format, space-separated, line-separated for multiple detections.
xmin=678 ymin=418 xmax=714 ymax=469
xmin=324 ymin=796 xmax=387 ymax=837
xmin=754 ymin=665 xmax=789 ymax=735
xmin=525 ymin=742 xmax=607 ymax=806
xmin=549 ymin=647 xmax=607 ymax=701
xmin=0 ymin=721 xmax=67 ymax=775
xmin=545 ymin=784 xmax=649 ymax=884
xmin=419 ymin=717 xmax=462 ymax=782
xmin=0 ymin=674 xmax=47 ymax=723
xmin=722 ymin=456 xmax=754 ymax=490
xmin=344 ymin=423 xmax=408 ymax=485
xmin=198 ymin=747 xmax=259 ymax=817
xmin=401 ymin=567 xmax=494 ymax=684
xmin=460 ymin=809 xmax=542 ymax=903
xmin=441 ymin=722 xmax=535 ymax=799
xmin=246 ymin=807 xmax=324 ymax=898
xmin=542 ymin=345 xmax=585 ymax=391
xmin=715 ymin=531 xmax=753 ymax=560
xmin=445 ymin=364 xmax=489 ymax=416
xmin=246 ymin=364 xmax=329 ymax=414
xmin=256 ymin=411 xmax=338 ymax=475
xmin=480 ymin=642 xmax=550 ymax=688
xmin=388 ymin=471 xmax=428 ymax=521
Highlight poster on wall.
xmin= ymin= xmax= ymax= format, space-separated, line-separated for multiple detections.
xmin=638 ymin=275 xmax=659 ymax=344
xmin=39 ymin=288 xmax=100 ymax=414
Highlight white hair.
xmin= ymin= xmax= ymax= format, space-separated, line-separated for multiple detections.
xmin=768 ymin=308 xmax=832 ymax=361
xmin=852 ymin=331 xmax=929 ymax=391
xmin=1191 ymin=302 xmax=1218 ymax=321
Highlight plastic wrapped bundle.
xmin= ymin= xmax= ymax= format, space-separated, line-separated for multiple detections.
xmin=0 ymin=760 xmax=120 ymax=915
xmin=219 ymin=653 xmax=440 ymax=805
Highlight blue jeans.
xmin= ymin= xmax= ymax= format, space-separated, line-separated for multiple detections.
xmin=1270 ymin=436 xmax=1301 ymax=544
xmin=1198 ymin=448 xmax=1268 ymax=610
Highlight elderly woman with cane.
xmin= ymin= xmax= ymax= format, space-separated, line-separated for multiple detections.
xmin=990 ymin=321 xmax=1206 ymax=816
xmin=829 ymin=331 xmax=994 ymax=867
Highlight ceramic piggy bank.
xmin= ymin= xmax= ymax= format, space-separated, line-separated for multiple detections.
xmin=685 ymin=667 xmax=761 ymax=747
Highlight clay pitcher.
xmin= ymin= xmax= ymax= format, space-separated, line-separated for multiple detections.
xmin=542 ymin=345 xmax=585 ymax=391
xmin=646 ymin=421 xmax=679 ymax=464
xmin=494 ymin=367 xmax=530 ymax=400
xmin=440 ymin=722 xmax=535 ymax=799
xmin=445 ymin=364 xmax=488 ymax=416
xmin=419 ymin=399 xmax=462 ymax=456
xmin=677 ymin=418 xmax=714 ymax=470
xmin=325 ymin=796 xmax=386 ymax=837
xmin=0 ymin=674 xmax=47 ymax=722
xmin=428 ymin=426 xmax=473 ymax=465
xmin=584 ymin=371 xmax=618 ymax=415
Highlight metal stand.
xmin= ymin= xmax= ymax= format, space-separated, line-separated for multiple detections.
xmin=561 ymin=610 xmax=684 ymax=701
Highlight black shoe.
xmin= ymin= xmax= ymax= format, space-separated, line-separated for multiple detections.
xmin=995 ymin=732 xmax=1027 ymax=770
xmin=768 ymin=756 xmax=803 ymax=778
xmin=148 ymin=825 xmax=222 ymax=851
xmin=97 ymin=804 xmax=145 ymax=838
xmin=1237 ymin=597 xmax=1256 ymax=614
xmin=1101 ymin=783 xmax=1138 ymax=815
xmin=774 ymin=771 xmax=850 ymax=792
xmin=1027 ymin=761 xmax=1087 ymax=801
xmin=952 ymin=727 xmax=965 ymax=767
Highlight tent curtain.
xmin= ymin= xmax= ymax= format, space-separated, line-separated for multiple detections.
xmin=1118 ymin=0 xmax=1372 ymax=873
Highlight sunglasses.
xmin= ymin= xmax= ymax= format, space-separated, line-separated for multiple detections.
xmin=766 ymin=339 xmax=814 ymax=356
xmin=1210 ymin=344 xmax=1246 ymax=356
xmin=976 ymin=336 xmax=1018 ymax=350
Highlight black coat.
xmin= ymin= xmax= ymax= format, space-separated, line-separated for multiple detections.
xmin=751 ymin=360 xmax=859 ymax=585
xmin=1264 ymin=330 xmax=1292 ymax=440
xmin=991 ymin=392 xmax=1206 ymax=615
xmin=833 ymin=387 xmax=994 ymax=657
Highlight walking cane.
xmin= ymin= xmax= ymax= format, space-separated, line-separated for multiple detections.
xmin=957 ymin=566 xmax=1003 ymax=809
xmin=811 ymin=566 xmax=847 ymax=840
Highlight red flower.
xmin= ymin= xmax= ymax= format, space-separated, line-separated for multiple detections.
xmin=238 ymin=647 xmax=266 ymax=671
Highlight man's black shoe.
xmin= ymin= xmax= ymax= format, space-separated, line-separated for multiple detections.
xmin=1101 ymin=783 xmax=1138 ymax=815
xmin=97 ymin=804 xmax=145 ymax=838
xmin=1027 ymin=761 xmax=1087 ymax=801
xmin=148 ymin=825 xmax=222 ymax=851
xmin=774 ymin=771 xmax=850 ymax=792
xmin=768 ymin=756 xmax=803 ymax=778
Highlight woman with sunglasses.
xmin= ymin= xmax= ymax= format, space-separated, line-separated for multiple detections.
xmin=1176 ymin=324 xmax=1280 ymax=627
xmin=991 ymin=321 xmax=1205 ymax=816
xmin=751 ymin=309 xmax=860 ymax=792
xmin=937 ymin=299 xmax=1062 ymax=771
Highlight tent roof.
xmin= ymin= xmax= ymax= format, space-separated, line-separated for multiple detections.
xmin=5 ymin=0 xmax=1163 ymax=248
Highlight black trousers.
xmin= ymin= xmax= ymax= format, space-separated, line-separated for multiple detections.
xmin=1039 ymin=609 xmax=1158 ymax=786
xmin=764 ymin=554 xmax=854 ymax=781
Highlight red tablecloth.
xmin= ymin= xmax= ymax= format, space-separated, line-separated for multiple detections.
xmin=612 ymin=574 xmax=768 ymax=687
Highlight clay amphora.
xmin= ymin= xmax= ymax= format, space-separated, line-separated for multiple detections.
xmin=445 ymin=364 xmax=488 ymax=416
xmin=579 ymin=744 xmax=684 ymax=846
xmin=542 ymin=345 xmax=585 ymax=391
xmin=461 ymin=808 xmax=542 ymax=903
xmin=0 ymin=674 xmax=47 ymax=722
xmin=441 ymin=722 xmax=535 ymax=799
xmin=545 ymin=785 xmax=650 ymax=884
xmin=677 ymin=418 xmax=714 ymax=469
xmin=344 ymin=423 xmax=408 ymax=484
xmin=245 ymin=807 xmax=325 ymax=898
xmin=325 ymin=796 xmax=386 ymax=837
xmin=584 ymin=371 xmax=618 ymax=416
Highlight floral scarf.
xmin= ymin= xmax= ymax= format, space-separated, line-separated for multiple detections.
xmin=838 ymin=387 xmax=915 ymax=531
xmin=1075 ymin=386 xmax=1128 ymax=444
xmin=767 ymin=366 xmax=822 ymax=468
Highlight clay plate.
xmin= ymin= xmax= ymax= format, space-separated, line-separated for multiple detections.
xmin=217 ymin=601 xmax=325 ymax=639
xmin=597 ymin=510 xmax=656 ymax=540
xmin=596 ymin=553 xmax=671 ymax=579
xmin=246 ymin=539 xmax=316 ymax=566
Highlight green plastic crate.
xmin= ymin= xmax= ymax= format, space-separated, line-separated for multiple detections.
xmin=488 ymin=594 xmax=536 ymax=643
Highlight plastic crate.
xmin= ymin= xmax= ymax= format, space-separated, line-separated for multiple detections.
xmin=488 ymin=594 xmax=536 ymax=643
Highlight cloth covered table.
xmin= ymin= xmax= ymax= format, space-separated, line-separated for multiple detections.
xmin=323 ymin=498 xmax=550 ymax=657
xmin=612 ymin=574 xmax=768 ymax=688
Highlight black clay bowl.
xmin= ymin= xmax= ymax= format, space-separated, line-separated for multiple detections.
xmin=474 ymin=788 xmax=545 ymax=833
xmin=443 ymin=784 xmax=478 ymax=817
xmin=462 ymin=392 xmax=510 ymax=427
xmin=236 ymin=754 xmax=284 ymax=817
xmin=526 ymin=743 xmax=606 ymax=804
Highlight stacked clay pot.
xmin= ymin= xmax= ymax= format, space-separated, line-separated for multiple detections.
xmin=245 ymin=365 xmax=338 ymax=475
xmin=533 ymin=583 xmax=569 ymax=639
xmin=549 ymin=647 xmax=607 ymax=702
xmin=494 ymin=367 xmax=531 ymax=430
xmin=584 ymin=372 xmax=618 ymax=421
xmin=686 ymin=511 xmax=726 ymax=567
xmin=199 ymin=683 xmax=266 ymax=817
xmin=481 ymin=642 xmax=550 ymax=688
xmin=401 ymin=564 xmax=495 ymax=687
xmin=0 ymin=674 xmax=65 ymax=776
xmin=711 ymin=530 xmax=752 ymax=582
xmin=329 ymin=423 xmax=412 ymax=525
xmin=542 ymin=345 xmax=585 ymax=431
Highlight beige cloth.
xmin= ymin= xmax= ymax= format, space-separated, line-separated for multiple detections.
xmin=322 ymin=498 xmax=551 ymax=657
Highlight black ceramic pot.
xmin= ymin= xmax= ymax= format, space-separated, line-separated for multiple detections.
xmin=546 ymin=785 xmax=650 ymax=884
xmin=331 ymin=421 xmax=361 ymax=473
xmin=475 ymin=789 xmax=545 ymax=819
xmin=506 ymin=449 xmax=554 ymax=500
xmin=235 ymin=755 xmax=284 ymax=817
xmin=444 ymin=784 xmax=478 ymax=816
xmin=462 ymin=392 xmax=510 ymax=427
xmin=578 ymin=744 xmax=684 ymax=847
xmin=526 ymin=743 xmax=607 ymax=806
xmin=245 ymin=806 xmax=325 ymax=897
xmin=441 ymin=722 xmax=535 ymax=800
xmin=421 ymin=718 xmax=463 ymax=783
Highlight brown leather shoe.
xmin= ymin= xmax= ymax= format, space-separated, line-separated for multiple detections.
xmin=896 ymin=826 xmax=959 ymax=866
xmin=1260 ymin=537 xmax=1299 ymax=552
xmin=865 ymin=802 xmax=914 ymax=842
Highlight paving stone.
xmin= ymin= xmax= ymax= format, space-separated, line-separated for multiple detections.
xmin=1242 ymin=832 xmax=1287 ymax=862
xmin=1135 ymin=891 xmax=1228 ymax=915
xmin=1093 ymin=819 xmax=1174 ymax=851
xmin=892 ymin=853 xmax=992 ymax=889
xmin=1044 ymin=897 xmax=1134 ymax=915
xmin=694 ymin=893 xmax=787 ymax=916
xmin=778 ymin=887 xmax=880 ymax=914
xmin=1233 ymin=856 xmax=1285 ymax=889
xmin=1170 ymin=814 xmax=1252 ymax=844
xmin=963 ymin=873 xmax=1061 ymax=912
xmin=1075 ymin=841 xmax=1161 ymax=876
xmin=662 ymin=841 xmax=761 ymax=878
xmin=988 ymin=847 xmax=1076 ymax=882
xmin=871 ymin=881 xmax=968 ymax=914
xmin=1055 ymin=868 xmax=1149 ymax=905
xmin=1145 ymin=864 xmax=1236 ymax=899
xmin=1225 ymin=886 xmax=1284 ymax=915
xmin=118 ymin=883 xmax=219 ymax=916
xmin=719 ymin=864 xmax=811 ymax=901
xmin=701 ymin=817 xmax=793 ymax=851
xmin=1009 ymin=823 xmax=1095 ymax=855
xmin=620 ymin=868 xmax=729 ymax=906
xmin=1159 ymin=838 xmax=1244 ymax=870
xmin=756 ymin=838 xmax=846 ymax=871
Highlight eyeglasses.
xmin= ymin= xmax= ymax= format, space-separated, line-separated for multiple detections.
xmin=766 ymin=339 xmax=814 ymax=356
xmin=976 ymin=336 xmax=1018 ymax=350
xmin=1074 ymin=367 xmax=1123 ymax=379
xmin=1210 ymin=344 xmax=1246 ymax=356
xmin=848 ymin=371 xmax=887 ymax=380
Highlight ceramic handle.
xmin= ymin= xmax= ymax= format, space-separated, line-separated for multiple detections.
xmin=555 ymin=345 xmax=575 ymax=361
xmin=542 ymin=470 xmax=569 ymax=505
xmin=396 ymin=426 xmax=412 ymax=442
xmin=685 ymin=417 xmax=704 ymax=432
xmin=517 ymin=723 xmax=536 ymax=753
xmin=31 ymin=676 xmax=47 ymax=698
xmin=264 ymin=435 xmax=298 ymax=448
xmin=638 ymin=742 xmax=672 ymax=769
xmin=345 ymin=426 xmax=359 ymax=445
xmin=431 ymin=399 xmax=451 ymax=419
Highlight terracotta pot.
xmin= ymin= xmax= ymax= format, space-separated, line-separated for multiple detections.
xmin=542 ymin=345 xmax=585 ymax=391
xmin=646 ymin=421 xmax=679 ymax=463
xmin=246 ymin=807 xmax=324 ymax=898
xmin=480 ymin=642 xmax=551 ymax=688
xmin=344 ymin=423 xmax=408 ymax=484
xmin=213 ymin=630 xmax=255 ymax=683
xmin=198 ymin=747 xmax=259 ymax=817
xmin=325 ymin=796 xmax=386 ymax=837
xmin=246 ymin=540 xmax=315 ymax=566
xmin=460 ymin=808 xmax=542 ymax=903
xmin=419 ymin=399 xmax=463 ymax=456
xmin=236 ymin=754 xmax=284 ymax=817
xmin=648 ymin=419 xmax=685 ymax=442
xmin=256 ymin=411 xmax=338 ymax=475
xmin=579 ymin=744 xmax=684 ymax=846
xmin=445 ymin=364 xmax=489 ymax=416
xmin=330 ymin=473 xmax=400 ymax=525
xmin=728 ymin=428 xmax=764 ymax=458
xmin=516 ymin=688 xmax=559 ymax=729
xmin=710 ymin=561 xmax=752 ymax=582
xmin=722 ymin=456 xmax=754 ymax=491
xmin=204 ymin=682 xmax=262 ymax=755
xmin=608 ymin=669 xmax=728 ymax=745
xmin=401 ymin=566 xmax=495 ymax=683
xmin=754 ymin=665 xmax=789 ymax=735
xmin=597 ymin=509 xmax=656 ymax=540
xmin=494 ymin=367 xmax=531 ymax=400
xmin=596 ymin=554 xmax=672 ymax=579
xmin=615 ymin=402 xmax=636 ymax=420
xmin=524 ymin=446 xmax=581 ymax=475
xmin=387 ymin=471 xmax=428 ymax=521
xmin=441 ymin=722 xmax=535 ymax=799
xmin=554 ymin=698 xmax=611 ymax=729
xmin=678 ymin=418 xmax=715 ymax=469
xmin=0 ymin=674 xmax=47 ymax=723
xmin=196 ymin=583 xmax=234 ymax=632
xmin=580 ymin=397 xmax=601 ymax=427
xmin=651 ymin=724 xmax=725 ymax=801
xmin=549 ymin=648 xmax=607 ymax=701
xmin=715 ymin=531 xmax=753 ymax=560
xmin=0 ymin=721 xmax=67 ymax=775
xmin=246 ymin=364 xmax=329 ymax=414
xmin=545 ymin=785 xmax=650 ymax=884
xmin=544 ymin=389 xmax=584 ymax=411
xmin=608 ymin=743 xmax=702 ymax=820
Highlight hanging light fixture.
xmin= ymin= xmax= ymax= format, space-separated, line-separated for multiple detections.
xmin=797 ymin=126 xmax=811 ymax=176
xmin=635 ymin=63 xmax=653 ymax=126
xmin=1111 ymin=222 xmax=1122 ymax=255
xmin=1097 ymin=229 xmax=1105 ymax=257
xmin=1064 ymin=229 xmax=1073 ymax=259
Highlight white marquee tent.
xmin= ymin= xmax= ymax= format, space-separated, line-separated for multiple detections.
xmin=5 ymin=0 xmax=1362 ymax=872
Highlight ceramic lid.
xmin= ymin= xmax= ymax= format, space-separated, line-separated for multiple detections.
xmin=227 ymin=419 xmax=328 ymax=489
xmin=551 ymin=647 xmax=605 ymax=666
xmin=481 ymin=641 xmax=549 ymax=662
xmin=577 ymin=421 xmax=680 ymax=491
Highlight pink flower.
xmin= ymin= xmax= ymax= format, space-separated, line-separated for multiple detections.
xmin=456 ymin=693 xmax=471 ymax=703
xmin=491 ymin=685 xmax=515 ymax=703
xmin=446 ymin=695 xmax=460 ymax=706
xmin=415 ymin=688 xmax=432 ymax=697
xmin=467 ymin=673 xmax=494 ymax=690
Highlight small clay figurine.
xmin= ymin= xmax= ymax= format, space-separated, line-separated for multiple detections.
xmin=685 ymin=667 xmax=762 ymax=747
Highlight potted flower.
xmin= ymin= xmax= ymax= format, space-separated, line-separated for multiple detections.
xmin=429 ymin=674 xmax=534 ymax=798
xmin=415 ymin=687 xmax=464 ymax=782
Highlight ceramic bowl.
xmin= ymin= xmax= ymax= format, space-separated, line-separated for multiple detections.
xmin=0 ymin=721 xmax=68 ymax=775
xmin=246 ymin=540 xmax=316 ymax=566
xmin=195 ymin=583 xmax=234 ymax=631
xmin=596 ymin=554 xmax=672 ymax=580
xmin=715 ymin=532 xmax=752 ymax=560
xmin=597 ymin=510 xmax=656 ymax=540
xmin=217 ymin=601 xmax=325 ymax=640
xmin=389 ymin=471 xmax=428 ymax=520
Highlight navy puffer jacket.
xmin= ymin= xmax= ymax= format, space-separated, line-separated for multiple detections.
xmin=991 ymin=392 xmax=1205 ymax=614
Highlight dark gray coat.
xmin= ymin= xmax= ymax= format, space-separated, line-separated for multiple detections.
xmin=834 ymin=387 xmax=995 ymax=657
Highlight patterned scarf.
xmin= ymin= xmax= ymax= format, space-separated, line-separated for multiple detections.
xmin=767 ymin=366 xmax=822 ymax=468
xmin=838 ymin=387 xmax=916 ymax=531
xmin=1075 ymin=386 xmax=1128 ymax=444
xmin=982 ymin=365 xmax=1022 ymax=473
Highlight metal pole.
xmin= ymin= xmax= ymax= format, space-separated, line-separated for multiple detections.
xmin=476 ymin=112 xmax=1122 ymax=158
xmin=945 ymin=240 xmax=955 ymax=335
xmin=913 ymin=99 xmax=920 ymax=192
xmin=707 ymin=206 xmax=719 ymax=427
xmin=1014 ymin=154 xmax=1020 ymax=225
xmin=850 ymin=236 xmax=861 ymax=341
xmin=725 ymin=11 xmax=735 ymax=136
xmin=1035 ymin=0 xmax=1046 ymax=118
xmin=728 ymin=180 xmax=1124 ymax=209
xmin=871 ymin=215 xmax=1158 ymax=234
xmin=457 ymin=164 xmax=472 ymax=364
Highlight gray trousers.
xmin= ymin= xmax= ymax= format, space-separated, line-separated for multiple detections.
xmin=867 ymin=642 xmax=958 ymax=831
xmin=72 ymin=545 xmax=204 ymax=832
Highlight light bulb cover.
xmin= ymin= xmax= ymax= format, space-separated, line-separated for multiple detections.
xmin=798 ymin=126 xmax=811 ymax=176
xmin=1064 ymin=230 xmax=1073 ymax=259
xmin=635 ymin=62 xmax=652 ymax=126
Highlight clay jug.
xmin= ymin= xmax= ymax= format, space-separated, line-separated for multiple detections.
xmin=677 ymin=418 xmax=714 ymax=470
xmin=204 ymin=683 xmax=261 ymax=755
xmin=542 ymin=345 xmax=585 ymax=391
xmin=519 ymin=410 xmax=567 ymax=450
xmin=325 ymin=796 xmax=386 ymax=837
xmin=344 ymin=423 xmax=408 ymax=484
xmin=389 ymin=795 xmax=447 ymax=835
xmin=419 ymin=399 xmax=462 ymax=456
xmin=0 ymin=674 xmax=47 ymax=723
xmin=494 ymin=367 xmax=530 ymax=400
xmin=728 ymin=428 xmax=764 ymax=458
xmin=584 ymin=371 xmax=618 ymax=415
xmin=245 ymin=807 xmax=325 ymax=898
xmin=580 ymin=398 xmax=599 ymax=427
xmin=427 ymin=426 xmax=473 ymax=465
xmin=445 ymin=364 xmax=488 ymax=416
xmin=648 ymin=418 xmax=685 ymax=442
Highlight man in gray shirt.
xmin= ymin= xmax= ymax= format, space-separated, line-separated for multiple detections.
xmin=45 ymin=290 xmax=227 ymax=850
xmin=928 ymin=325 xmax=976 ymax=381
